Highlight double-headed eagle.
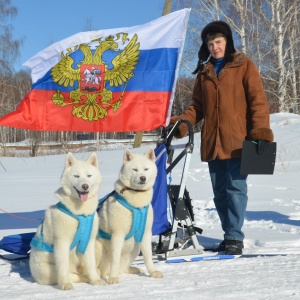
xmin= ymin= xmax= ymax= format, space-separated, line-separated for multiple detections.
xmin=51 ymin=33 xmax=140 ymax=122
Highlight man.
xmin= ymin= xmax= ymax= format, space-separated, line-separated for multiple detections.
xmin=170 ymin=21 xmax=274 ymax=255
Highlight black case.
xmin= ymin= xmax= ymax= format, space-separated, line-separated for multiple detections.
xmin=240 ymin=141 xmax=277 ymax=175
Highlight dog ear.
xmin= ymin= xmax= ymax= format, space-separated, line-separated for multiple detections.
xmin=87 ymin=152 xmax=99 ymax=168
xmin=65 ymin=152 xmax=77 ymax=168
xmin=124 ymin=148 xmax=134 ymax=163
xmin=145 ymin=147 xmax=156 ymax=162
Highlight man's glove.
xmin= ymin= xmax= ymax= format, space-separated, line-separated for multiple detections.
xmin=169 ymin=116 xmax=182 ymax=138
xmin=256 ymin=140 xmax=268 ymax=155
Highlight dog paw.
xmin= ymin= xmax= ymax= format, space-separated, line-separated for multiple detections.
xmin=128 ymin=266 xmax=141 ymax=274
xmin=90 ymin=278 xmax=107 ymax=286
xmin=108 ymin=277 xmax=119 ymax=285
xmin=150 ymin=270 xmax=163 ymax=278
xmin=59 ymin=282 xmax=74 ymax=290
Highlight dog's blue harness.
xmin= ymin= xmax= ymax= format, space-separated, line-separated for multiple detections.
xmin=30 ymin=202 xmax=95 ymax=254
xmin=97 ymin=192 xmax=149 ymax=243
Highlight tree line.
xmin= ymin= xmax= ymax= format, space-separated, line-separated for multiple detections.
xmin=1 ymin=0 xmax=299 ymax=156
xmin=172 ymin=0 xmax=300 ymax=116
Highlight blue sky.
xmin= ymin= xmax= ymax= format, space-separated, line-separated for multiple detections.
xmin=11 ymin=0 xmax=166 ymax=71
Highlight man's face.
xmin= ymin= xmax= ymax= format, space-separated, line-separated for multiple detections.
xmin=207 ymin=36 xmax=227 ymax=59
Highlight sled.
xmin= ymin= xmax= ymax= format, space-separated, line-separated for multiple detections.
xmin=151 ymin=120 xmax=203 ymax=260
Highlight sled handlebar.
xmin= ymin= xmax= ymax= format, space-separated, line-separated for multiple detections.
xmin=158 ymin=119 xmax=194 ymax=174
xmin=160 ymin=119 xmax=194 ymax=151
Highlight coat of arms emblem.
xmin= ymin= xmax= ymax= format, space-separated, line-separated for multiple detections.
xmin=51 ymin=33 xmax=140 ymax=122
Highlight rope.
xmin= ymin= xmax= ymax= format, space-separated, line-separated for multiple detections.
xmin=0 ymin=208 xmax=42 ymax=221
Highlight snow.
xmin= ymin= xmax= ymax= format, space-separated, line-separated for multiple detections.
xmin=1 ymin=112 xmax=300 ymax=299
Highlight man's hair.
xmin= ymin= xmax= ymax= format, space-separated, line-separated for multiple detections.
xmin=205 ymin=33 xmax=227 ymax=43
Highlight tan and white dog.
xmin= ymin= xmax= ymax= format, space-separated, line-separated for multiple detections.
xmin=96 ymin=147 xmax=163 ymax=284
xmin=29 ymin=152 xmax=106 ymax=290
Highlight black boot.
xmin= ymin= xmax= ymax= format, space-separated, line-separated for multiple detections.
xmin=224 ymin=240 xmax=243 ymax=255
xmin=214 ymin=240 xmax=226 ymax=252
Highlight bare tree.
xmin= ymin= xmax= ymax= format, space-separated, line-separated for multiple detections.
xmin=82 ymin=17 xmax=94 ymax=31
xmin=0 ymin=0 xmax=24 ymax=153
xmin=253 ymin=0 xmax=300 ymax=112
xmin=0 ymin=0 xmax=22 ymax=75
xmin=172 ymin=0 xmax=300 ymax=114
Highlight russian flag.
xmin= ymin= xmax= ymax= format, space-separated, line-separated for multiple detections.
xmin=0 ymin=9 xmax=190 ymax=133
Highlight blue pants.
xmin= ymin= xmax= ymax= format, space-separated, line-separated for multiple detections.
xmin=208 ymin=158 xmax=248 ymax=241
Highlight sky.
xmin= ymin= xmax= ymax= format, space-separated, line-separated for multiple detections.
xmin=1 ymin=112 xmax=300 ymax=299
xmin=11 ymin=0 xmax=167 ymax=71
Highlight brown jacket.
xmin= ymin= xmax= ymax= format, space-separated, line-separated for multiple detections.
xmin=171 ymin=52 xmax=274 ymax=161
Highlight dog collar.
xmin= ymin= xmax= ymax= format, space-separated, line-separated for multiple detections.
xmin=119 ymin=186 xmax=147 ymax=194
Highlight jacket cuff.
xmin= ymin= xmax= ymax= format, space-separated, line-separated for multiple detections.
xmin=249 ymin=128 xmax=274 ymax=143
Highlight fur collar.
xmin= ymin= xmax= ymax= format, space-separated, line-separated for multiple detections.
xmin=201 ymin=52 xmax=247 ymax=78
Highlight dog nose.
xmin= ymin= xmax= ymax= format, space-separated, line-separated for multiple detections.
xmin=82 ymin=183 xmax=89 ymax=190
xmin=140 ymin=176 xmax=146 ymax=182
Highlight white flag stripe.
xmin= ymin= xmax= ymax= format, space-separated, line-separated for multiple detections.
xmin=24 ymin=9 xmax=191 ymax=85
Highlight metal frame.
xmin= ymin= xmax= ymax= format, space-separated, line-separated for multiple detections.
xmin=157 ymin=120 xmax=203 ymax=257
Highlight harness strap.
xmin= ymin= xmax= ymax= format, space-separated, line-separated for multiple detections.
xmin=97 ymin=192 xmax=149 ymax=243
xmin=30 ymin=202 xmax=95 ymax=254
xmin=57 ymin=202 xmax=95 ymax=254
xmin=30 ymin=219 xmax=54 ymax=252
xmin=97 ymin=191 xmax=115 ymax=212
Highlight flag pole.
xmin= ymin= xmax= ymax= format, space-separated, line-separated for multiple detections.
xmin=163 ymin=0 xmax=172 ymax=15
xmin=133 ymin=0 xmax=172 ymax=148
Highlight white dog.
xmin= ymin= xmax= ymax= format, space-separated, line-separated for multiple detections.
xmin=96 ymin=147 xmax=163 ymax=284
xmin=29 ymin=152 xmax=106 ymax=290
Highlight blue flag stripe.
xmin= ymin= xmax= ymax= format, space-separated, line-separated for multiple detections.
xmin=33 ymin=48 xmax=179 ymax=92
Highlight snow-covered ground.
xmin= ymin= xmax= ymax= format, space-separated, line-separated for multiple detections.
xmin=1 ymin=112 xmax=300 ymax=299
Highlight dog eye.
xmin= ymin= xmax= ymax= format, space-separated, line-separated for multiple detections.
xmin=87 ymin=175 xmax=92 ymax=178
xmin=74 ymin=175 xmax=79 ymax=178
xmin=132 ymin=168 xmax=138 ymax=172
xmin=144 ymin=168 xmax=149 ymax=171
